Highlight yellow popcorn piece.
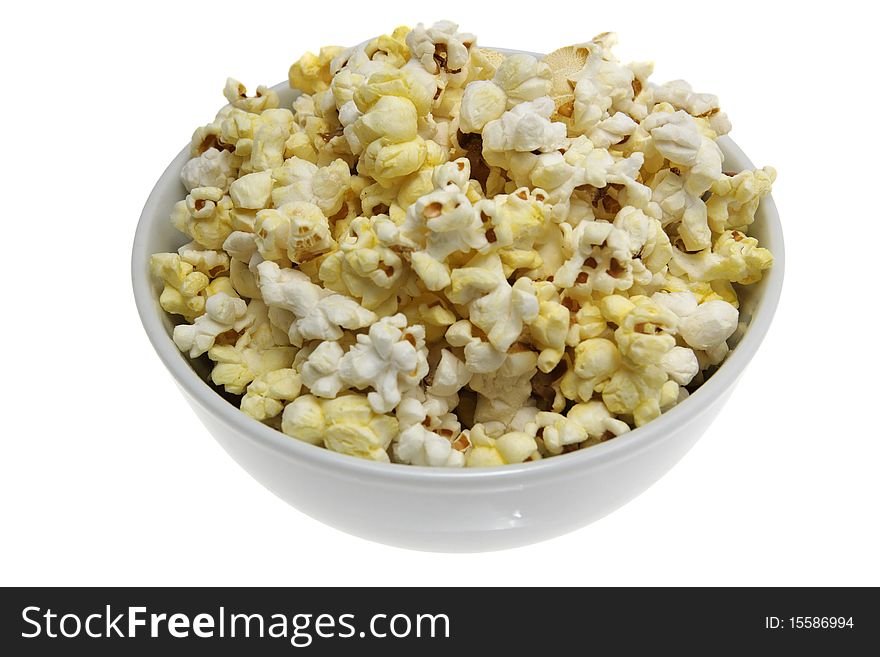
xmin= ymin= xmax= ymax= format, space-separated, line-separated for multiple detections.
xmin=229 ymin=170 xmax=273 ymax=210
xmin=209 ymin=327 xmax=297 ymax=395
xmin=241 ymin=368 xmax=302 ymax=421
xmin=289 ymin=46 xmax=345 ymax=94
xmin=464 ymin=426 xmax=538 ymax=466
xmin=671 ymin=230 xmax=773 ymax=285
xmin=171 ymin=187 xmax=234 ymax=250
xmin=707 ymin=167 xmax=777 ymax=233
xmin=281 ymin=395 xmax=326 ymax=445
xmin=150 ymin=253 xmax=210 ymax=321
xmin=319 ymin=215 xmax=408 ymax=313
xmin=526 ymin=282 xmax=570 ymax=373
xmin=400 ymin=294 xmax=457 ymax=344
xmin=223 ymin=78 xmax=280 ymax=113
xmin=321 ymin=395 xmax=400 ymax=462
xmin=365 ymin=28 xmax=411 ymax=69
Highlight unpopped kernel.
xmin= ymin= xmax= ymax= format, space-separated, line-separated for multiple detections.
xmin=153 ymin=21 xmax=774 ymax=466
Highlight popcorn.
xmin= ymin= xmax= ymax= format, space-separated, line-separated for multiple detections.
xmin=281 ymin=395 xmax=325 ymax=445
xmin=229 ymin=170 xmax=273 ymax=210
xmin=257 ymin=261 xmax=376 ymax=346
xmin=447 ymin=253 xmax=539 ymax=352
xmin=181 ymin=148 xmax=241 ymax=192
xmin=678 ymin=300 xmax=739 ymax=351
xmin=241 ymin=368 xmax=302 ymax=421
xmin=299 ymin=340 xmax=346 ymax=398
xmin=172 ymin=293 xmax=247 ymax=357
xmin=393 ymin=390 xmax=466 ymax=467
xmin=319 ymin=214 xmax=408 ymax=313
xmin=566 ymin=401 xmax=630 ymax=445
xmin=458 ymin=81 xmax=506 ymax=134
xmin=492 ymin=54 xmax=552 ymax=107
xmin=406 ymin=20 xmax=475 ymax=87
xmin=653 ymin=79 xmax=731 ymax=135
xmin=395 ymin=158 xmax=487 ymax=290
xmin=554 ymin=216 xmax=651 ymax=296
xmin=223 ymin=78 xmax=279 ymax=113
xmin=394 ymin=423 xmax=466 ymax=466
xmin=670 ymin=229 xmax=773 ymax=285
xmin=152 ymin=21 xmax=776 ymax=466
xmin=254 ymin=201 xmax=335 ymax=265
xmin=282 ymin=394 xmax=398 ymax=462
xmin=337 ymin=314 xmax=430 ymax=413
xmin=707 ymin=167 xmax=777 ymax=233
xmin=482 ymin=98 xmax=567 ymax=163
xmin=465 ymin=425 xmax=539 ymax=466
xmin=207 ymin=301 xmax=297 ymax=394
xmin=660 ymin=346 xmax=700 ymax=386
xmin=526 ymin=282 xmax=570 ymax=373
xmin=150 ymin=253 xmax=210 ymax=321
xmin=289 ymin=46 xmax=345 ymax=94
xmin=320 ymin=395 xmax=399 ymax=462
xmin=469 ymin=347 xmax=538 ymax=425
xmin=271 ymin=157 xmax=352 ymax=218
xmin=171 ymin=187 xmax=234 ymax=250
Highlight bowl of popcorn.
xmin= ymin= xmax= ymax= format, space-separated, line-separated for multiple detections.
xmin=133 ymin=21 xmax=783 ymax=551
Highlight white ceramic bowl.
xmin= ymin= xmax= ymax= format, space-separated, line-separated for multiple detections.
xmin=132 ymin=72 xmax=784 ymax=552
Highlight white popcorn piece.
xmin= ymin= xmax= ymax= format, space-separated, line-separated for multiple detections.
xmin=180 ymin=148 xmax=240 ymax=192
xmin=299 ymin=341 xmax=346 ymax=398
xmin=271 ymin=157 xmax=352 ymax=218
xmin=482 ymin=98 xmax=567 ymax=163
xmin=660 ymin=346 xmax=700 ymax=386
xmin=393 ymin=390 xmax=466 ymax=467
xmin=493 ymin=54 xmax=552 ymax=107
xmin=172 ymin=293 xmax=247 ymax=357
xmin=222 ymin=231 xmax=258 ymax=263
xmin=406 ymin=20 xmax=475 ymax=86
xmin=396 ymin=159 xmax=488 ymax=290
xmin=257 ymin=261 xmax=376 ymax=346
xmin=447 ymin=253 xmax=539 ymax=352
xmin=470 ymin=348 xmax=538 ymax=425
xmin=427 ymin=349 xmax=472 ymax=398
xmin=589 ymin=112 xmax=639 ymax=149
xmin=678 ymin=300 xmax=739 ymax=351
xmin=337 ymin=314 xmax=430 ymax=413
xmin=223 ymin=78 xmax=280 ymax=113
xmin=652 ymin=79 xmax=731 ymax=135
xmin=229 ymin=170 xmax=273 ymax=210
xmin=566 ymin=401 xmax=630 ymax=443
xmin=458 ymin=80 xmax=507 ymax=133
xmin=394 ymin=424 xmax=466 ymax=467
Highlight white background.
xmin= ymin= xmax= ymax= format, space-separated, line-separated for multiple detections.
xmin=2 ymin=0 xmax=878 ymax=586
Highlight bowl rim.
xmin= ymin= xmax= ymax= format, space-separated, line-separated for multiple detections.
xmin=132 ymin=72 xmax=785 ymax=486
